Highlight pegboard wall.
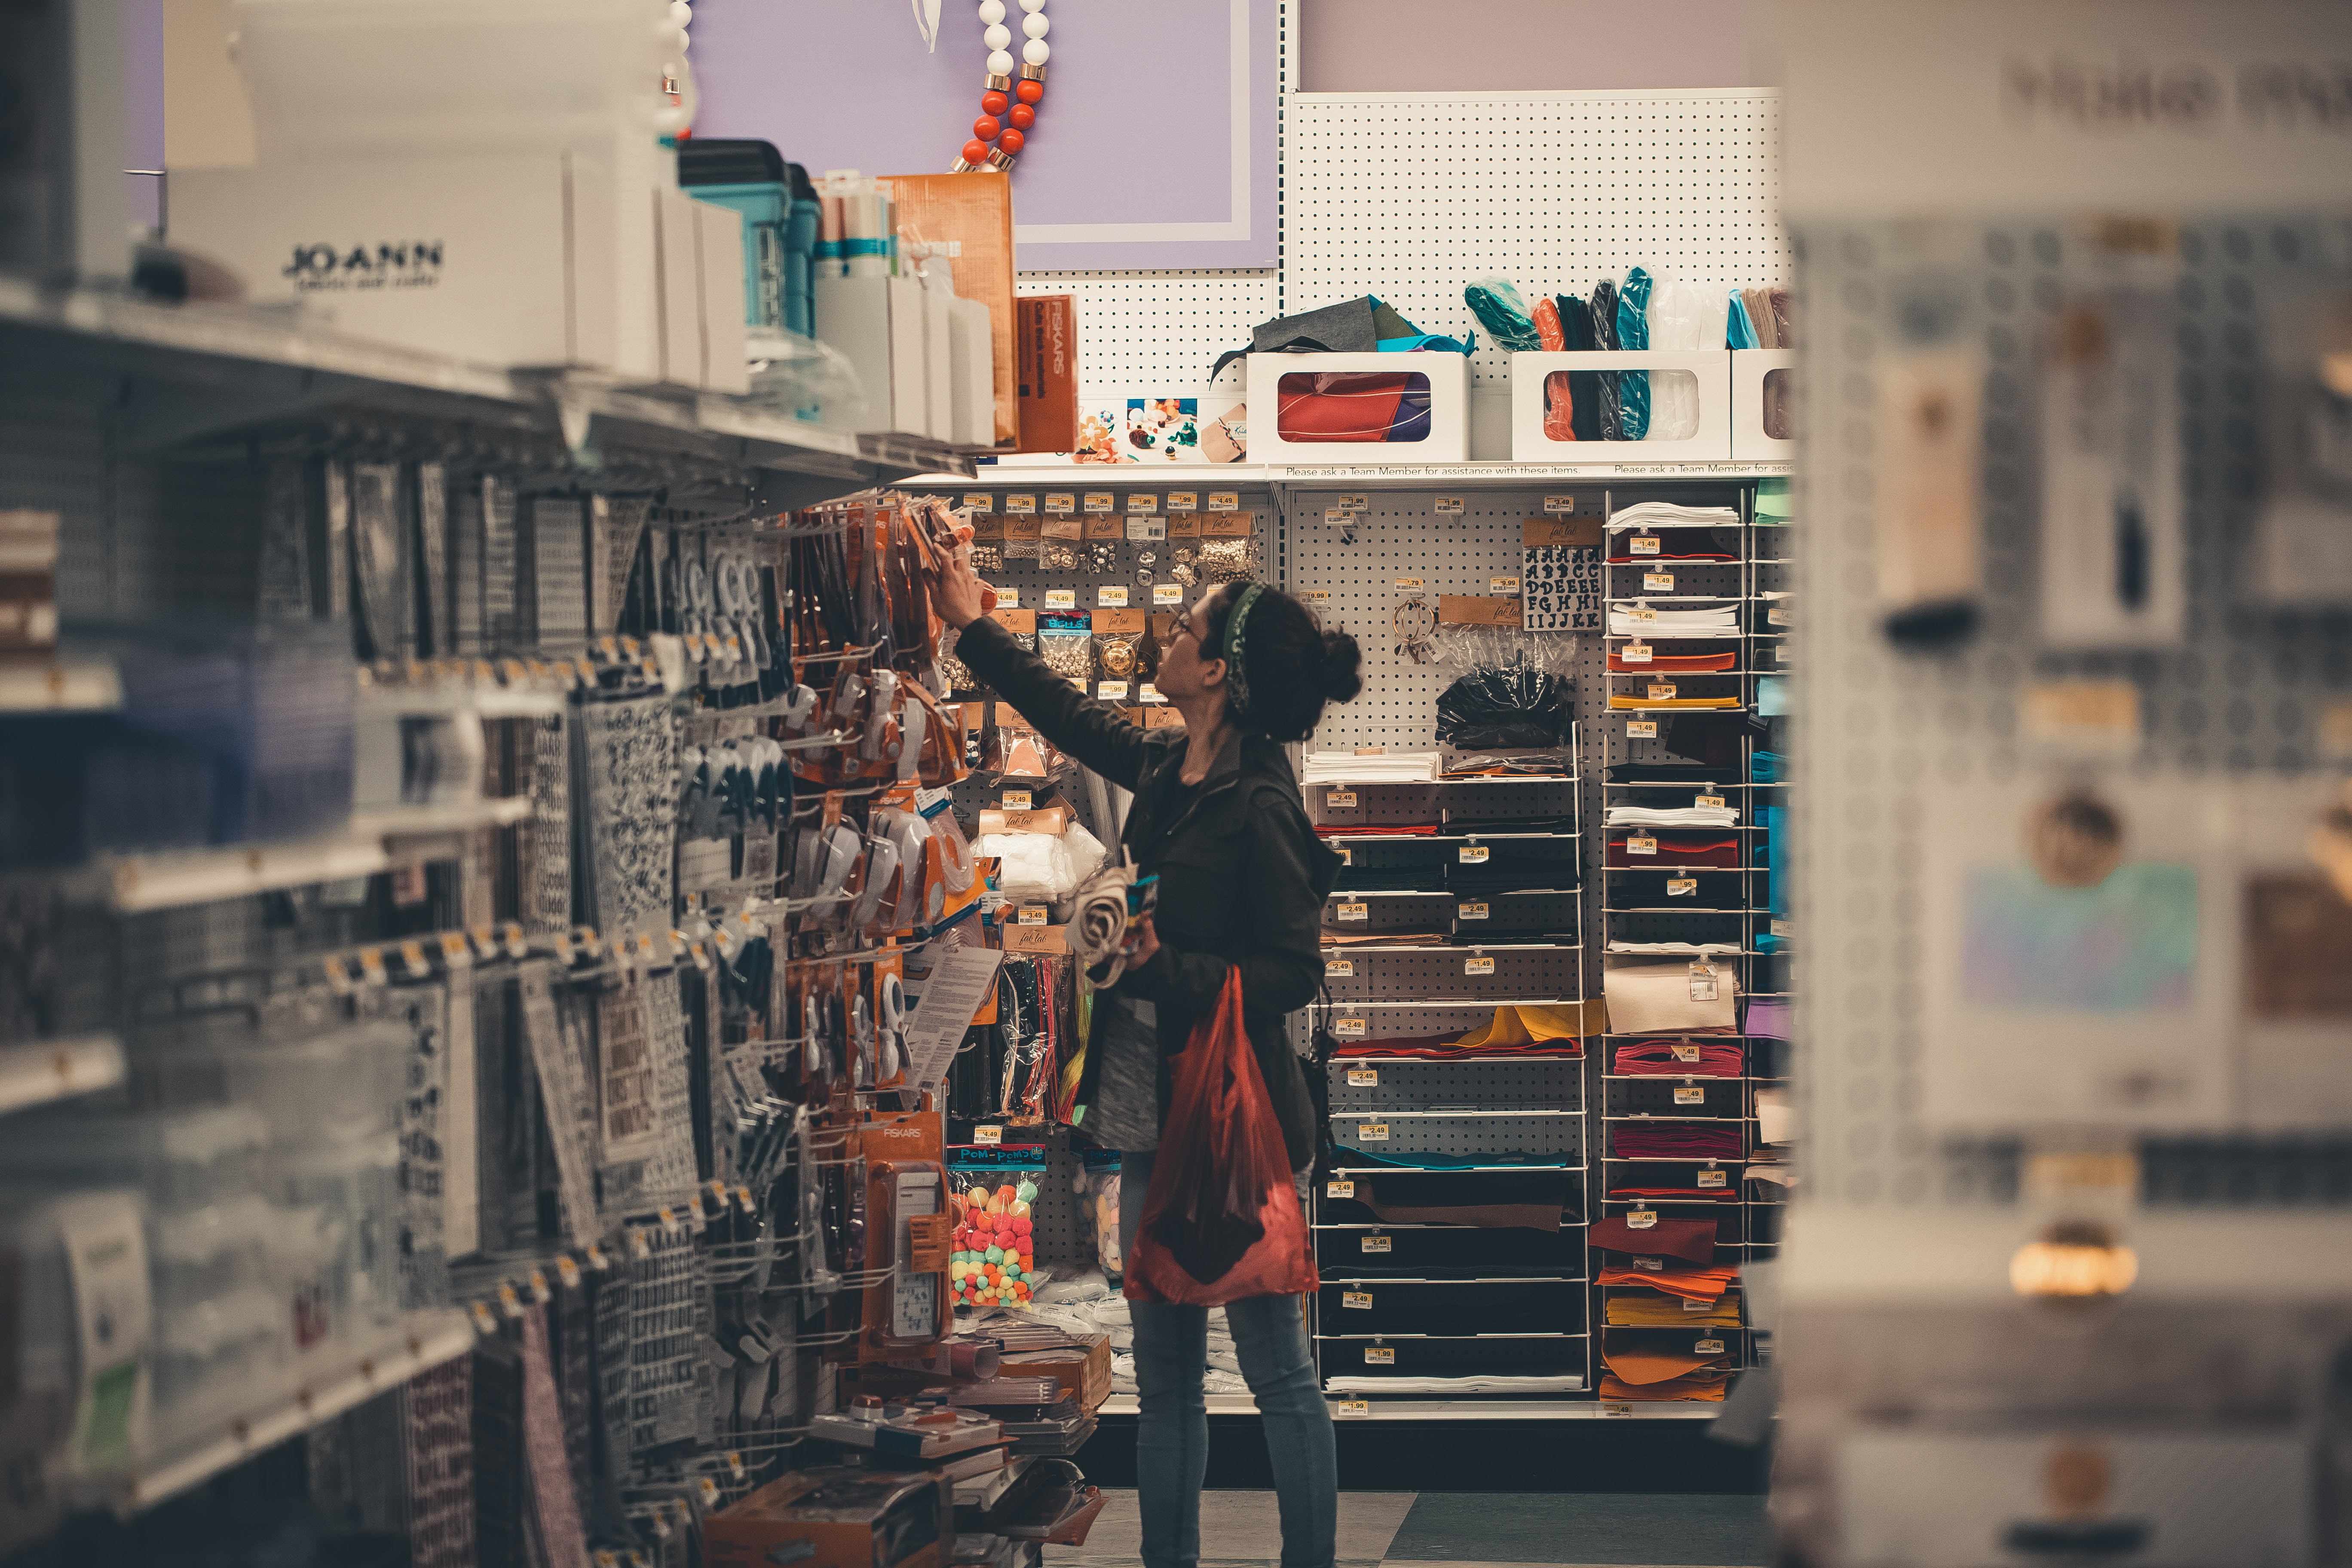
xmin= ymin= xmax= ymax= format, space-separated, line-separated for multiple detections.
xmin=1014 ymin=271 xmax=1275 ymax=401
xmin=1286 ymin=91 xmax=1790 ymax=391
xmin=1792 ymin=216 xmax=2352 ymax=1213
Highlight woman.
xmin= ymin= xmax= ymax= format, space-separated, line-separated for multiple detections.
xmin=936 ymin=557 xmax=1363 ymax=1568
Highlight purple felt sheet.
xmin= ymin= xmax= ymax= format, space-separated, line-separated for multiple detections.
xmin=688 ymin=0 xmax=1276 ymax=270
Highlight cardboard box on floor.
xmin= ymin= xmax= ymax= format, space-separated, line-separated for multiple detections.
xmin=705 ymin=1467 xmax=951 ymax=1568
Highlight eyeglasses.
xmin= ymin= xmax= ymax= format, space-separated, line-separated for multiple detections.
xmin=1170 ymin=606 xmax=1201 ymax=643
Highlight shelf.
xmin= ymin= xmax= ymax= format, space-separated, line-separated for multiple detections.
xmin=1304 ymin=776 xmax=1579 ymax=787
xmin=1314 ymin=1330 xmax=1587 ymax=1339
xmin=951 ymin=459 xmax=1791 ymax=485
xmin=126 ymin=1311 xmax=475 ymax=1510
xmin=1336 ymin=1053 xmax=1585 ymax=1064
xmin=1095 ymin=1393 xmax=1261 ymax=1417
xmin=95 ymin=828 xmax=394 ymax=913
xmin=0 ymin=655 xmax=122 ymax=714
xmin=1319 ymin=831 xmax=1583 ymax=842
xmin=1330 ymin=1108 xmax=1580 ymax=1119
xmin=1330 ymin=998 xmax=1586 ymax=1010
xmin=1326 ymin=1398 xmax=1715 ymax=1421
xmin=0 ymin=1034 xmax=126 ymax=1115
xmin=0 ymin=281 xmax=973 ymax=493
xmin=355 ymin=794 xmax=533 ymax=847
xmin=1325 ymin=940 xmax=1582 ymax=952
xmin=1330 ymin=1163 xmax=1586 ymax=1174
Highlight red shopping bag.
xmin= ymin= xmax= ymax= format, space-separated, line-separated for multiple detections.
xmin=1124 ymin=968 xmax=1319 ymax=1304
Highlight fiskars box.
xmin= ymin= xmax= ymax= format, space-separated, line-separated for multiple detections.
xmin=1015 ymin=294 xmax=1079 ymax=453
xmin=705 ymin=1467 xmax=951 ymax=1568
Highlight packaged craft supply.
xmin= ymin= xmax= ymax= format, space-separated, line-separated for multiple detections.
xmin=1196 ymin=514 xmax=1257 ymax=584
xmin=1035 ymin=612 xmax=1095 ymax=683
xmin=1090 ymin=609 xmax=1147 ymax=684
xmin=947 ymin=1148 xmax=1049 ymax=1311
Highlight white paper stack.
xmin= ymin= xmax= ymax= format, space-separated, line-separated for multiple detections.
xmin=1606 ymin=502 xmax=1742 ymax=530
xmin=1609 ymin=604 xmax=1741 ymax=637
xmin=1323 ymin=1374 xmax=1585 ymax=1394
xmin=1302 ymin=752 xmax=1439 ymax=784
xmin=1606 ymin=804 xmax=1742 ymax=827
xmin=1606 ymin=939 xmax=1744 ymax=956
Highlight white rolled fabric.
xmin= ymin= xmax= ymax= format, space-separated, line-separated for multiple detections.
xmin=1069 ymin=858 xmax=1138 ymax=982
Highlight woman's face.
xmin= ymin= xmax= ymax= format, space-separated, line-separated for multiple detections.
xmin=1156 ymin=584 xmax=1229 ymax=701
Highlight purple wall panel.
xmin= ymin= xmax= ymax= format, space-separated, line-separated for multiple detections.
xmin=689 ymin=0 xmax=1276 ymax=270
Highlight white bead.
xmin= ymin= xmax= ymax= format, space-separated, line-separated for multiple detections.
xmin=1023 ymin=36 xmax=1048 ymax=63
xmin=983 ymin=22 xmax=1011 ymax=48
xmin=986 ymin=47 xmax=1014 ymax=74
xmin=1018 ymin=0 xmax=1044 ymax=11
xmin=669 ymin=0 xmax=691 ymax=24
xmin=1022 ymin=12 xmax=1047 ymax=37
xmin=977 ymin=0 xmax=1004 ymax=20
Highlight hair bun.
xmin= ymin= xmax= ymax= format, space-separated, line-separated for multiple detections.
xmin=1320 ymin=629 xmax=1364 ymax=704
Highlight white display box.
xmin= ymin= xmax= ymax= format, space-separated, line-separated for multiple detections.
xmin=948 ymin=297 xmax=994 ymax=446
xmin=1508 ymin=351 xmax=1732 ymax=462
xmin=1244 ymin=352 xmax=1468 ymax=465
xmin=812 ymin=275 xmax=929 ymax=438
xmin=695 ymin=201 xmax=750 ymax=395
xmin=921 ymin=285 xmax=955 ymax=441
xmin=1729 ymin=348 xmax=1795 ymax=460
xmin=655 ymin=188 xmax=702 ymax=389
xmin=172 ymin=152 xmax=652 ymax=377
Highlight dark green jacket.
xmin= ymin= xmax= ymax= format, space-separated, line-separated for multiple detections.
xmin=954 ymin=615 xmax=1340 ymax=1167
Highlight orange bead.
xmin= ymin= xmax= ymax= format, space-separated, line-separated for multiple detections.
xmin=1008 ymin=103 xmax=1035 ymax=131
xmin=1015 ymin=78 xmax=1043 ymax=105
xmin=981 ymin=89 xmax=1009 ymax=116
xmin=973 ymin=114 xmax=1001 ymax=141
xmin=998 ymin=128 xmax=1025 ymax=155
xmin=962 ymin=139 xmax=989 ymax=164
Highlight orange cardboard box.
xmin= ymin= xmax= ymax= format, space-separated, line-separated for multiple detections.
xmin=1016 ymin=294 xmax=1078 ymax=453
xmin=880 ymin=174 xmax=1018 ymax=445
xmin=706 ymin=1467 xmax=951 ymax=1568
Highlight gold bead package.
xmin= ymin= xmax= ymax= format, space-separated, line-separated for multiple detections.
xmin=1036 ymin=611 xmax=1095 ymax=682
xmin=1092 ymin=607 xmax=1149 ymax=684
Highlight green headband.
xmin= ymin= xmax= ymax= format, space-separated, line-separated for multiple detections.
xmin=1221 ymin=582 xmax=1266 ymax=722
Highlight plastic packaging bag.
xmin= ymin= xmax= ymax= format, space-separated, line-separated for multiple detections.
xmin=1616 ymin=266 xmax=1654 ymax=439
xmin=1645 ymin=280 xmax=1724 ymax=440
xmin=1124 ymin=969 xmax=1317 ymax=1303
xmin=1463 ymin=276 xmax=1543 ymax=351
xmin=743 ymin=327 xmax=866 ymax=424
xmin=1432 ymin=626 xmax=1577 ymax=750
xmin=948 ymin=1151 xmax=1046 ymax=1311
xmin=1075 ymin=1150 xmax=1124 ymax=1277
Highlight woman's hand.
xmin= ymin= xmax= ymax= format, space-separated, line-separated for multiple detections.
xmin=935 ymin=547 xmax=997 ymax=629
xmin=1124 ymin=913 xmax=1161 ymax=971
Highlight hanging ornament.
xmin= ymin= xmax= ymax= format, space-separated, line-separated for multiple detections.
xmin=950 ymin=0 xmax=1047 ymax=172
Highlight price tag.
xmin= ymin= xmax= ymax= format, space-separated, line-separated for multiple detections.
xmin=996 ymin=585 xmax=1020 ymax=607
xmin=1360 ymin=1234 xmax=1393 ymax=1252
xmin=1627 ymin=835 xmax=1658 ymax=856
xmin=1544 ymin=495 xmax=1578 ymax=513
xmin=1342 ymin=1290 xmax=1374 ymax=1309
xmin=1337 ymin=493 xmax=1369 ymax=512
xmin=1140 ymin=683 xmax=1163 ymax=702
xmin=1697 ymin=793 xmax=1725 ymax=808
xmin=1327 ymin=790 xmax=1358 ymax=807
xmin=1695 ymin=1338 xmax=1726 ymax=1355
xmin=1017 ymin=905 xmax=1048 ymax=926
xmin=1768 ymin=606 xmax=1791 ymax=625
xmin=1346 ymin=1068 xmax=1379 ymax=1086
xmin=1337 ymin=902 xmax=1369 ymax=922
xmin=357 ymin=946 xmax=389 ymax=986
xmin=1208 ymin=492 xmax=1240 ymax=511
xmin=502 ymin=922 xmax=529 ymax=959
xmin=1002 ymin=790 xmax=1032 ymax=809
xmin=1632 ymin=535 xmax=1662 ymax=556
xmin=1338 ymin=845 xmax=1353 ymax=865
xmin=1043 ymin=588 xmax=1076 ymax=609
xmin=1005 ymin=493 xmax=1037 ymax=514
xmin=1643 ymin=571 xmax=1675 ymax=591
xmin=1626 ymin=1210 xmax=1658 ymax=1229
xmin=1433 ymin=496 xmax=1465 ymax=514
xmin=438 ymin=931 xmax=474 ymax=969
xmin=321 ymin=953 xmax=355 ymax=992
xmin=962 ymin=492 xmax=994 ymax=511
xmin=1099 ymin=585 xmax=1129 ymax=607
xmin=1044 ymin=493 xmax=1075 ymax=515
xmin=1772 ymin=918 xmax=1792 ymax=937
xmin=1068 ymin=675 xmax=1087 ymax=690
xmin=1394 ymin=576 xmax=1425 ymax=589
xmin=1365 ymin=1346 xmax=1396 ymax=1363
xmin=1458 ymin=901 xmax=1489 ymax=921
xmin=1335 ymin=1017 xmax=1368 ymax=1037
xmin=1338 ymin=1399 xmax=1373 ymax=1416
xmin=1153 ymin=583 xmax=1185 ymax=606
xmin=974 ymin=1125 xmax=1004 ymax=1145
xmin=1633 ymin=1256 xmax=1665 ymax=1271
xmin=1646 ymin=682 xmax=1678 ymax=701
xmin=1683 ymin=1297 xmax=1714 ymax=1312
xmin=628 ymin=1228 xmax=653 ymax=1259
xmin=1357 ymin=1123 xmax=1390 ymax=1141
xmin=1126 ymin=493 xmax=1158 ymax=514
xmin=1602 ymin=1402 xmax=1634 ymax=1417
xmin=1628 ymin=720 xmax=1659 ymax=738
xmin=1668 ymin=877 xmax=1698 ymax=897
xmin=1083 ymin=492 xmax=1115 ymax=514
xmin=1674 ymin=1085 xmax=1706 ymax=1105
xmin=1697 ymin=1168 xmax=1729 ymax=1188
xmin=1098 ymin=680 xmax=1130 ymax=700
xmin=1489 ymin=576 xmax=1520 ymax=592
xmin=1166 ymin=491 xmax=1198 ymax=512
xmin=1458 ymin=845 xmax=1490 ymax=864
xmin=1329 ymin=1181 xmax=1357 ymax=1198
xmin=557 ymin=1255 xmax=583 ymax=1290
xmin=1672 ymin=1043 xmax=1703 ymax=1062
xmin=1325 ymin=508 xmax=1353 ymax=524
xmin=1689 ymin=963 xmax=1720 ymax=1001
xmin=1625 ymin=607 xmax=1659 ymax=624
xmin=1325 ymin=959 xmax=1355 ymax=978
xmin=1776 ymin=644 xmax=1792 ymax=662
xmin=1465 ymin=956 xmax=1496 ymax=976
xmin=471 ymin=1299 xmax=500 ymax=1335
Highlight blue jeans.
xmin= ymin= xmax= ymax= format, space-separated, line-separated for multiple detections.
xmin=1120 ymin=1149 xmax=1337 ymax=1568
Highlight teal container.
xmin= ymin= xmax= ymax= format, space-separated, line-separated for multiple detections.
xmin=688 ymin=181 xmax=789 ymax=330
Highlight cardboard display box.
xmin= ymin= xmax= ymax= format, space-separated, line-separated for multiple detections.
xmin=707 ymin=1467 xmax=951 ymax=1568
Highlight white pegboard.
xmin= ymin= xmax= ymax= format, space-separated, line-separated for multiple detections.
xmin=1285 ymin=91 xmax=1789 ymax=391
xmin=1015 ymin=270 xmax=1277 ymax=399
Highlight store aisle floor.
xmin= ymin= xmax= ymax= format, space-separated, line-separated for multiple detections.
xmin=1046 ymin=1489 xmax=1772 ymax=1567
